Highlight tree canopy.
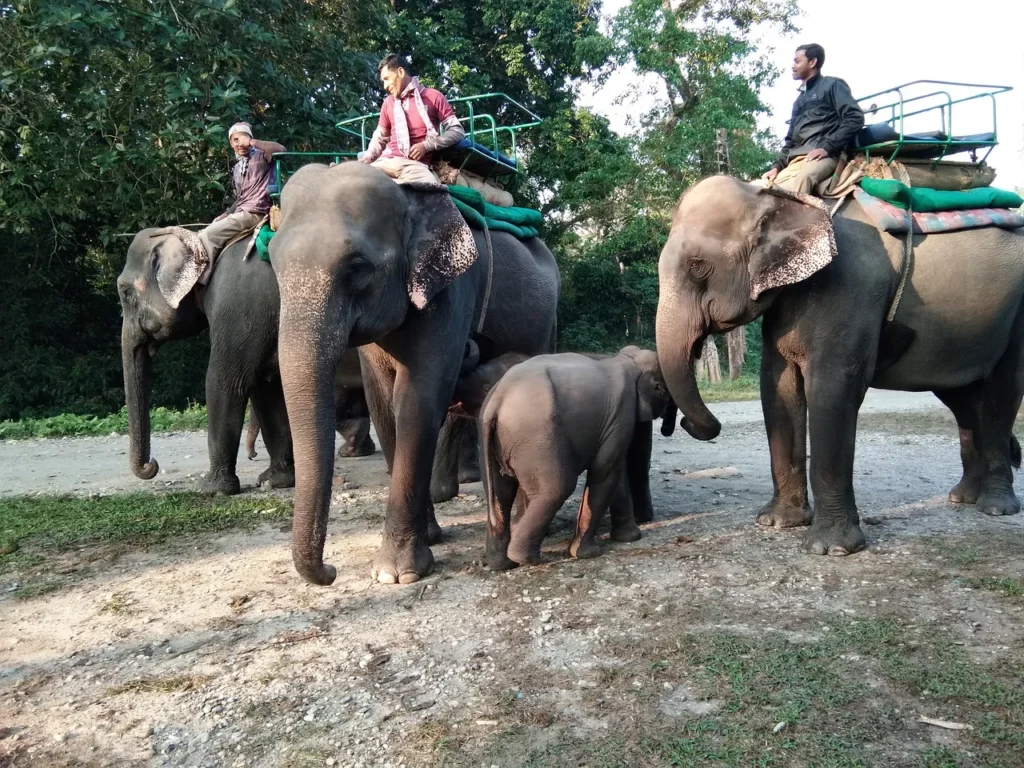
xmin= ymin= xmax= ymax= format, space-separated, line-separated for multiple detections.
xmin=0 ymin=0 xmax=798 ymax=419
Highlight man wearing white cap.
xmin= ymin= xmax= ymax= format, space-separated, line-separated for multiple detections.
xmin=197 ymin=122 xmax=285 ymax=272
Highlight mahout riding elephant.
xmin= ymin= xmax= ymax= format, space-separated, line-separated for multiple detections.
xmin=246 ymin=349 xmax=376 ymax=461
xmin=655 ymin=175 xmax=1024 ymax=556
xmin=118 ymin=228 xmax=295 ymax=495
xmin=478 ymin=346 xmax=676 ymax=570
xmin=269 ymin=162 xmax=560 ymax=585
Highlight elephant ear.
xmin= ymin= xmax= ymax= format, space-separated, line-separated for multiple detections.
xmin=400 ymin=182 xmax=479 ymax=309
xmin=636 ymin=368 xmax=666 ymax=424
xmin=148 ymin=227 xmax=209 ymax=309
xmin=748 ymin=187 xmax=837 ymax=300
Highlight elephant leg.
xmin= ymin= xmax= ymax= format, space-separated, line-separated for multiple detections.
xmin=756 ymin=345 xmax=812 ymax=528
xmin=251 ymin=379 xmax=295 ymax=489
xmin=570 ymin=464 xmax=624 ymax=560
xmin=626 ymin=421 xmax=655 ymax=523
xmin=484 ymin=471 xmax=520 ymax=572
xmin=367 ymin=324 xmax=466 ymax=584
xmin=609 ymin=464 xmax=642 ymax=544
xmin=337 ymin=415 xmax=375 ymax=457
xmin=359 ymin=349 xmax=396 ymax=474
xmin=202 ymin=377 xmax=248 ymax=496
xmin=975 ymin=330 xmax=1024 ymax=516
xmin=934 ymin=383 xmax=986 ymax=504
xmin=506 ymin=441 xmax=576 ymax=567
xmin=458 ymin=427 xmax=481 ymax=484
xmin=802 ymin=367 xmax=868 ymax=556
xmin=430 ymin=414 xmax=464 ymax=503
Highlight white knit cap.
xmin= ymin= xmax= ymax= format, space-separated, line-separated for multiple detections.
xmin=228 ymin=121 xmax=253 ymax=140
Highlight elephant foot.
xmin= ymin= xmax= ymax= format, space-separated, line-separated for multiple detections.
xmin=506 ymin=539 xmax=544 ymax=567
xmin=247 ymin=448 xmax=258 ymax=461
xmin=458 ymin=465 xmax=481 ymax=485
xmin=756 ymin=498 xmax=812 ymax=529
xmin=339 ymin=436 xmax=376 ymax=458
xmin=485 ymin=540 xmax=518 ymax=571
xmin=430 ymin=479 xmax=459 ymax=505
xmin=632 ymin=501 xmax=654 ymax=524
xmin=371 ymin=536 xmax=435 ymax=585
xmin=569 ymin=538 xmax=603 ymax=559
xmin=949 ymin=475 xmax=983 ymax=505
xmin=611 ymin=521 xmax=642 ymax=543
xmin=976 ymin=487 xmax=1021 ymax=516
xmin=258 ymin=465 xmax=295 ymax=489
xmin=426 ymin=505 xmax=443 ymax=545
xmin=802 ymin=515 xmax=866 ymax=557
xmin=201 ymin=470 xmax=241 ymax=497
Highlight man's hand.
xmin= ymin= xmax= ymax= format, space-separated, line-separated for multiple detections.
xmin=806 ymin=147 xmax=829 ymax=162
xmin=408 ymin=143 xmax=427 ymax=161
xmin=761 ymin=168 xmax=779 ymax=183
xmin=359 ymin=154 xmax=375 ymax=164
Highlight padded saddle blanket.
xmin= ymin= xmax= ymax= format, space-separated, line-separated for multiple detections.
xmin=853 ymin=179 xmax=1024 ymax=236
xmin=254 ymin=185 xmax=543 ymax=262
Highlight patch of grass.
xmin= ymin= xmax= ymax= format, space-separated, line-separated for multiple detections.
xmin=0 ymin=492 xmax=291 ymax=576
xmin=699 ymin=375 xmax=760 ymax=404
xmin=12 ymin=579 xmax=61 ymax=600
xmin=0 ymin=404 xmax=209 ymax=440
xmin=968 ymin=577 xmax=1024 ymax=603
xmin=108 ymin=674 xmax=210 ymax=695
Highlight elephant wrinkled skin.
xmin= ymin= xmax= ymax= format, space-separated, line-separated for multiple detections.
xmin=478 ymin=347 xmax=676 ymax=569
xmin=117 ymin=231 xmax=295 ymax=495
xmin=656 ymin=175 xmax=1024 ymax=557
xmin=269 ymin=162 xmax=559 ymax=586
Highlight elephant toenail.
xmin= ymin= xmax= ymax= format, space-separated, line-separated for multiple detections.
xmin=376 ymin=571 xmax=398 ymax=584
xmin=809 ymin=541 xmax=827 ymax=555
xmin=398 ymin=571 xmax=421 ymax=585
xmin=828 ymin=546 xmax=849 ymax=557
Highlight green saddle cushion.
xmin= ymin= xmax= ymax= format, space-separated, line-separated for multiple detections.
xmin=859 ymin=178 xmax=1024 ymax=212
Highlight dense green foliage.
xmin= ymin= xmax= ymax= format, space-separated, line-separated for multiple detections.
xmin=1 ymin=0 xmax=797 ymax=419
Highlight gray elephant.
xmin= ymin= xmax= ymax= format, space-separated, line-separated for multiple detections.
xmin=451 ymin=350 xmax=670 ymax=527
xmin=269 ymin=162 xmax=560 ymax=586
xmin=246 ymin=349 xmax=376 ymax=460
xmin=118 ymin=228 xmax=295 ymax=494
xmin=655 ymin=175 xmax=1024 ymax=557
xmin=479 ymin=346 xmax=675 ymax=570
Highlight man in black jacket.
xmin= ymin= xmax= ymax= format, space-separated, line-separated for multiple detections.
xmin=762 ymin=44 xmax=864 ymax=195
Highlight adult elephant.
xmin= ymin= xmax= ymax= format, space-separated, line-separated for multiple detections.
xmin=269 ymin=162 xmax=560 ymax=586
xmin=655 ymin=175 xmax=1024 ymax=556
xmin=118 ymin=228 xmax=294 ymax=494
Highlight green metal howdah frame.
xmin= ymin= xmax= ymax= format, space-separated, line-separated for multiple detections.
xmin=855 ymin=80 xmax=1012 ymax=166
xmin=269 ymin=92 xmax=542 ymax=200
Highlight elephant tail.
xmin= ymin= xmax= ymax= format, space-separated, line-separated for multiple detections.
xmin=1012 ymin=435 xmax=1021 ymax=470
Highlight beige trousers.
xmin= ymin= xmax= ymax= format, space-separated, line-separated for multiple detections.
xmin=775 ymin=154 xmax=839 ymax=195
xmin=197 ymin=210 xmax=263 ymax=284
xmin=372 ymin=157 xmax=440 ymax=185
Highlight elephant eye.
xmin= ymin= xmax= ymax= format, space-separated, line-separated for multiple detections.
xmin=688 ymin=258 xmax=711 ymax=282
xmin=344 ymin=256 xmax=373 ymax=291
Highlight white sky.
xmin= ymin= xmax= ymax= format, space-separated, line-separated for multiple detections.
xmin=579 ymin=0 xmax=1024 ymax=191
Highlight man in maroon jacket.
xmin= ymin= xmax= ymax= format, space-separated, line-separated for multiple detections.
xmin=359 ymin=54 xmax=465 ymax=184
xmin=198 ymin=121 xmax=284 ymax=267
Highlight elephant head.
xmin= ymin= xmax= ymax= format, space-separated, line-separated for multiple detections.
xmin=618 ymin=346 xmax=677 ymax=435
xmin=117 ymin=228 xmax=209 ymax=480
xmin=655 ymin=175 xmax=836 ymax=441
xmin=269 ymin=162 xmax=479 ymax=585
xmin=450 ymin=351 xmax=530 ymax=419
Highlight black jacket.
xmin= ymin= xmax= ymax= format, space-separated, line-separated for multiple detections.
xmin=773 ymin=74 xmax=865 ymax=170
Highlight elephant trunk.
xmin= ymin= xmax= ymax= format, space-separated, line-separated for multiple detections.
xmin=655 ymin=303 xmax=721 ymax=441
xmin=278 ymin=313 xmax=341 ymax=586
xmin=121 ymin=321 xmax=160 ymax=479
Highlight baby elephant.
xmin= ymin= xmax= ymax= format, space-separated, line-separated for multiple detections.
xmin=480 ymin=346 xmax=675 ymax=570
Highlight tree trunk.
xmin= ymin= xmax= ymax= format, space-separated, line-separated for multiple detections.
xmin=697 ymin=337 xmax=721 ymax=384
xmin=726 ymin=327 xmax=746 ymax=381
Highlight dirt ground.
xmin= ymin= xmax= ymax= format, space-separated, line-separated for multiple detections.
xmin=1 ymin=390 xmax=1022 ymax=767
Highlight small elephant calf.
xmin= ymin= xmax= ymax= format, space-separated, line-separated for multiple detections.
xmin=479 ymin=346 xmax=676 ymax=570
